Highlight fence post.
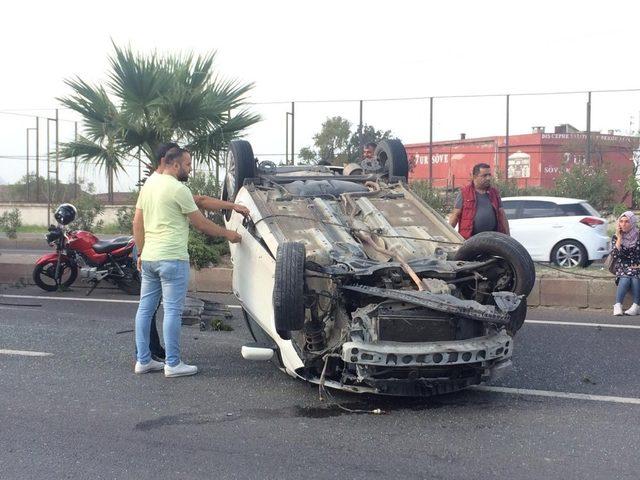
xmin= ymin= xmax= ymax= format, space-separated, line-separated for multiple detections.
xmin=429 ymin=97 xmax=433 ymax=187
xmin=291 ymin=101 xmax=295 ymax=165
xmin=505 ymin=94 xmax=510 ymax=180
xmin=586 ymin=91 xmax=592 ymax=165
xmin=358 ymin=100 xmax=363 ymax=156
xmin=74 ymin=122 xmax=78 ymax=198
xmin=35 ymin=117 xmax=40 ymax=202
xmin=26 ymin=128 xmax=30 ymax=202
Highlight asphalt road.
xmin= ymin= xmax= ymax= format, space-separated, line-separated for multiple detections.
xmin=1 ymin=285 xmax=639 ymax=480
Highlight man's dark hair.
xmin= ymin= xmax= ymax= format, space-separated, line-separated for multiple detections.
xmin=155 ymin=142 xmax=179 ymax=163
xmin=318 ymin=159 xmax=331 ymax=166
xmin=365 ymin=142 xmax=377 ymax=150
xmin=164 ymin=147 xmax=188 ymax=166
xmin=472 ymin=163 xmax=491 ymax=176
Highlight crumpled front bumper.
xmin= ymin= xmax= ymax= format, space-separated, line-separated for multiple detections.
xmin=341 ymin=330 xmax=513 ymax=368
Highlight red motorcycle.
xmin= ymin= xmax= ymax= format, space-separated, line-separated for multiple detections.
xmin=33 ymin=204 xmax=140 ymax=295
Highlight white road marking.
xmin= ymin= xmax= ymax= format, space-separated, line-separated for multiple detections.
xmin=473 ymin=386 xmax=640 ymax=405
xmin=0 ymin=349 xmax=53 ymax=357
xmin=1 ymin=295 xmax=637 ymax=327
xmin=0 ymin=293 xmax=241 ymax=308
xmin=0 ymin=294 xmax=139 ymax=304
xmin=526 ymin=319 xmax=640 ymax=330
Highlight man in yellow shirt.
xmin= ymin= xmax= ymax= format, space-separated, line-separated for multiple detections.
xmin=133 ymin=146 xmax=241 ymax=377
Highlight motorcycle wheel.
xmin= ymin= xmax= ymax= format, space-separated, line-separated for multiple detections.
xmin=115 ymin=259 xmax=141 ymax=295
xmin=33 ymin=260 xmax=78 ymax=292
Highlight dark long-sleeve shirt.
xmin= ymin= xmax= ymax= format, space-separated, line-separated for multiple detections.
xmin=611 ymin=235 xmax=640 ymax=277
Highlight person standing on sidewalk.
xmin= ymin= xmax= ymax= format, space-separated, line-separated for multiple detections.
xmin=133 ymin=147 xmax=241 ymax=377
xmin=449 ymin=163 xmax=510 ymax=239
xmin=611 ymin=211 xmax=640 ymax=316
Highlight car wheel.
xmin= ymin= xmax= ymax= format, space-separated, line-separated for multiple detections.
xmin=454 ymin=231 xmax=536 ymax=296
xmin=273 ymin=242 xmax=306 ymax=340
xmin=375 ymin=139 xmax=409 ymax=180
xmin=551 ymin=240 xmax=588 ymax=268
xmin=222 ymin=140 xmax=257 ymax=220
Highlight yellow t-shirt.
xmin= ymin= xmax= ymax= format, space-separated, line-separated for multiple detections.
xmin=136 ymin=174 xmax=198 ymax=261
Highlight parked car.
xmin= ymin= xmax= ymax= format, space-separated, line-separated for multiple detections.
xmin=221 ymin=139 xmax=535 ymax=397
xmin=501 ymin=196 xmax=610 ymax=268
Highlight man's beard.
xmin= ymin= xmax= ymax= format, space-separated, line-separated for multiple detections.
xmin=177 ymin=167 xmax=189 ymax=182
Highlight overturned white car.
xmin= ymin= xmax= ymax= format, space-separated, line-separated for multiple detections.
xmin=222 ymin=139 xmax=534 ymax=397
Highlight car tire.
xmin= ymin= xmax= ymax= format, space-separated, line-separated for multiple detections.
xmin=273 ymin=242 xmax=306 ymax=340
xmin=454 ymin=231 xmax=536 ymax=296
xmin=375 ymin=139 xmax=409 ymax=180
xmin=222 ymin=140 xmax=257 ymax=219
xmin=551 ymin=240 xmax=588 ymax=268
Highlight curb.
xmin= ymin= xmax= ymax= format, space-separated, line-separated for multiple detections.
xmin=0 ymin=260 xmax=233 ymax=294
xmin=0 ymin=259 xmax=627 ymax=309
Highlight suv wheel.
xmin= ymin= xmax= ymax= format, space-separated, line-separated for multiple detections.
xmin=551 ymin=240 xmax=588 ymax=268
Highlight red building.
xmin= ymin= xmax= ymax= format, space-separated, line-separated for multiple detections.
xmin=405 ymin=126 xmax=639 ymax=205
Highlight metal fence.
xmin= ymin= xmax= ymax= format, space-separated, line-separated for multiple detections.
xmin=1 ymin=88 xmax=639 ymax=204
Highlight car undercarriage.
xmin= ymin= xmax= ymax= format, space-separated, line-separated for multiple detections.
xmin=222 ymin=139 xmax=535 ymax=397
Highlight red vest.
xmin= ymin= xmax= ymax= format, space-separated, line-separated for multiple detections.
xmin=458 ymin=183 xmax=507 ymax=239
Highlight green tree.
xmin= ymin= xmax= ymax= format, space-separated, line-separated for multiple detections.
xmin=58 ymin=43 xmax=260 ymax=201
xmin=346 ymin=124 xmax=393 ymax=161
xmin=299 ymin=116 xmax=395 ymax=165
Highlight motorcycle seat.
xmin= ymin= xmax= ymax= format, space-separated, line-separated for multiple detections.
xmin=93 ymin=236 xmax=133 ymax=254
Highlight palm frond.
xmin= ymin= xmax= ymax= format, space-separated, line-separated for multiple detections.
xmin=107 ymin=43 xmax=168 ymax=119
xmin=59 ymin=136 xmax=126 ymax=177
xmin=56 ymin=78 xmax=119 ymax=142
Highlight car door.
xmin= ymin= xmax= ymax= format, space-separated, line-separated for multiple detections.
xmin=509 ymin=200 xmax=563 ymax=261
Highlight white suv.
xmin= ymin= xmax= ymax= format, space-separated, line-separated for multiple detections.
xmin=501 ymin=196 xmax=610 ymax=267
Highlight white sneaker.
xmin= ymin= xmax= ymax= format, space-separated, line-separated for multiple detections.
xmin=613 ymin=303 xmax=623 ymax=316
xmin=164 ymin=361 xmax=198 ymax=378
xmin=625 ymin=303 xmax=640 ymax=315
xmin=134 ymin=359 xmax=165 ymax=374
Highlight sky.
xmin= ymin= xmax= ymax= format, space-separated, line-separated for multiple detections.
xmin=1 ymin=0 xmax=640 ymax=191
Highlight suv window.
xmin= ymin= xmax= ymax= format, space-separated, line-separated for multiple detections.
xmin=520 ymin=201 xmax=561 ymax=219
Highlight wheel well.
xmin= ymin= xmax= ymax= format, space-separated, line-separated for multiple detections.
xmin=550 ymin=238 xmax=586 ymax=262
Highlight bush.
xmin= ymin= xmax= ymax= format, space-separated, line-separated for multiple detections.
xmin=116 ymin=206 xmax=135 ymax=233
xmin=553 ymin=164 xmax=614 ymax=211
xmin=70 ymin=195 xmax=104 ymax=231
xmin=612 ymin=203 xmax=628 ymax=218
xmin=493 ymin=174 xmax=552 ymax=198
xmin=185 ymin=171 xmax=229 ymax=268
xmin=188 ymin=228 xmax=229 ymax=269
xmin=0 ymin=208 xmax=22 ymax=239
xmin=409 ymin=181 xmax=449 ymax=215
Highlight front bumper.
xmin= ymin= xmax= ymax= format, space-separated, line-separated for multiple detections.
xmin=341 ymin=330 xmax=513 ymax=368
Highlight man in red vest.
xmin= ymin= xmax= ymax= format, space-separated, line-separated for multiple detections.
xmin=449 ymin=163 xmax=510 ymax=239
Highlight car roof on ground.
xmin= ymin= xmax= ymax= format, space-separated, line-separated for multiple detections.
xmin=501 ymin=196 xmax=586 ymax=204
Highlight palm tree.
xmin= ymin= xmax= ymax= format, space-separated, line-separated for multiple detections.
xmin=58 ymin=43 xmax=260 ymax=202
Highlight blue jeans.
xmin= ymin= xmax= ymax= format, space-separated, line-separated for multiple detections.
xmin=615 ymin=276 xmax=640 ymax=304
xmin=135 ymin=260 xmax=190 ymax=367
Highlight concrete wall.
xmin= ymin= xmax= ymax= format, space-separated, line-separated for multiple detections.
xmin=0 ymin=203 xmax=132 ymax=226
